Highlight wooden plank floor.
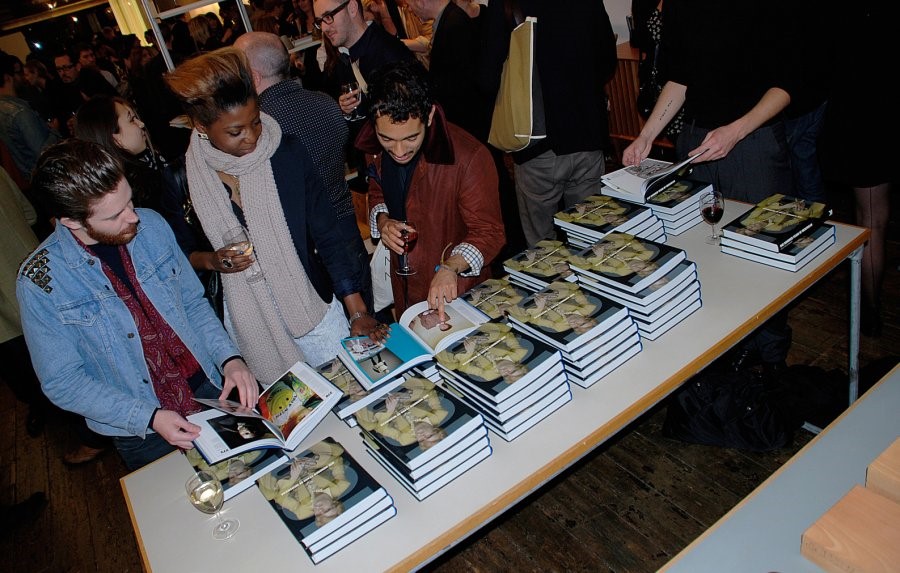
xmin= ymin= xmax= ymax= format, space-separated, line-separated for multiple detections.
xmin=1 ymin=196 xmax=897 ymax=572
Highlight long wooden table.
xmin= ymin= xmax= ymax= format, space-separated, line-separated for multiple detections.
xmin=660 ymin=362 xmax=900 ymax=572
xmin=121 ymin=203 xmax=868 ymax=572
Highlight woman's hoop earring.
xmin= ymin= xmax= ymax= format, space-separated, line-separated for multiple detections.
xmin=198 ymin=132 xmax=209 ymax=140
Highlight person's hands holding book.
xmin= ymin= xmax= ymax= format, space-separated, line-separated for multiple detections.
xmin=220 ymin=358 xmax=259 ymax=408
xmin=152 ymin=410 xmax=201 ymax=449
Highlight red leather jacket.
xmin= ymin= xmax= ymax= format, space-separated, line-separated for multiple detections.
xmin=356 ymin=105 xmax=505 ymax=315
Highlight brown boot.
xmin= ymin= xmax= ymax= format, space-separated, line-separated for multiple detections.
xmin=63 ymin=445 xmax=107 ymax=466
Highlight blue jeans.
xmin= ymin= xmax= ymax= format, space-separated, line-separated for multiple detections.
xmin=784 ymin=101 xmax=827 ymax=203
xmin=113 ymin=380 xmax=220 ymax=471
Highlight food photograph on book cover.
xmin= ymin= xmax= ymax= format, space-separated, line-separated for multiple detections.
xmin=730 ymin=194 xmax=828 ymax=238
xmin=506 ymin=282 xmax=609 ymax=338
xmin=317 ymin=358 xmax=368 ymax=403
xmin=554 ymin=195 xmax=639 ymax=232
xmin=186 ymin=447 xmax=283 ymax=495
xmin=462 ymin=278 xmax=529 ymax=319
xmin=256 ymin=370 xmax=324 ymax=437
xmin=435 ymin=323 xmax=531 ymax=384
xmin=355 ymin=377 xmax=453 ymax=454
xmin=257 ymin=439 xmax=378 ymax=543
xmin=570 ymin=233 xmax=661 ymax=278
xmin=503 ymin=240 xmax=575 ymax=280
xmin=646 ymin=179 xmax=702 ymax=208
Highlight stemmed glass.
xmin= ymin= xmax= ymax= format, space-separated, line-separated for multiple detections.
xmin=699 ymin=189 xmax=725 ymax=245
xmin=222 ymin=225 xmax=264 ymax=282
xmin=341 ymin=81 xmax=365 ymax=121
xmin=396 ymin=221 xmax=418 ymax=276
xmin=186 ymin=470 xmax=239 ymax=541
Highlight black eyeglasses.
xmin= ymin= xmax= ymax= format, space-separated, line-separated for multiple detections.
xmin=56 ymin=64 xmax=76 ymax=72
xmin=313 ymin=0 xmax=350 ymax=29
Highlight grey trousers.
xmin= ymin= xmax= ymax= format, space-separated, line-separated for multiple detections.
xmin=513 ymin=149 xmax=606 ymax=248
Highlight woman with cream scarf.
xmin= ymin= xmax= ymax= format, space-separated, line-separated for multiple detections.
xmin=166 ymin=48 xmax=384 ymax=383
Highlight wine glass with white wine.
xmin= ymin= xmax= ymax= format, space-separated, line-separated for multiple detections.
xmin=222 ymin=225 xmax=264 ymax=282
xmin=186 ymin=470 xmax=239 ymax=540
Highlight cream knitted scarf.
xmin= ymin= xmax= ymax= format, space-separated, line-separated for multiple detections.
xmin=185 ymin=113 xmax=328 ymax=383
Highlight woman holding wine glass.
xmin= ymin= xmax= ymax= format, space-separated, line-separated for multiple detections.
xmin=166 ymin=48 xmax=384 ymax=383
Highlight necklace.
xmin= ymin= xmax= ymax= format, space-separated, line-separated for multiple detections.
xmin=220 ymin=172 xmax=241 ymax=204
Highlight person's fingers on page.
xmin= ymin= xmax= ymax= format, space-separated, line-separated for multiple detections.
xmin=155 ymin=410 xmax=200 ymax=448
xmin=222 ymin=359 xmax=259 ymax=407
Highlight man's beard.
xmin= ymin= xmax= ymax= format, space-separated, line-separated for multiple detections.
xmin=84 ymin=221 xmax=139 ymax=246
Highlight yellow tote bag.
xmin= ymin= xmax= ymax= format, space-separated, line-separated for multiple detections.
xmin=488 ymin=17 xmax=546 ymax=153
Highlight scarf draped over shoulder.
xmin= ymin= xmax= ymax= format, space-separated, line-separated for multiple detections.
xmin=185 ymin=113 xmax=328 ymax=383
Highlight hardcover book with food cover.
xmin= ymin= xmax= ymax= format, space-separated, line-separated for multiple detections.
xmin=721 ymin=194 xmax=832 ymax=252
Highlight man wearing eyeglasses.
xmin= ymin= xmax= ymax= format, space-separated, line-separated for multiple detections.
xmin=51 ymin=51 xmax=116 ymax=137
xmin=312 ymin=0 xmax=415 ymax=117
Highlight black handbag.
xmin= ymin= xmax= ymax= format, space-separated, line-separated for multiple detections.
xmin=662 ymin=368 xmax=796 ymax=452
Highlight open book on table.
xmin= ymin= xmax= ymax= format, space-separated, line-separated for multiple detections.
xmin=188 ymin=360 xmax=341 ymax=464
xmin=337 ymin=298 xmax=487 ymax=391
xmin=601 ymin=150 xmax=706 ymax=204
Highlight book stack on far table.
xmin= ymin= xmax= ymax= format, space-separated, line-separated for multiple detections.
xmin=502 ymin=240 xmax=578 ymax=291
xmin=553 ymin=194 xmax=665 ymax=249
xmin=256 ymin=437 xmax=396 ymax=564
xmin=567 ymin=233 xmax=702 ymax=341
xmin=719 ymin=194 xmax=836 ymax=272
xmin=354 ymin=376 xmax=491 ymax=501
xmin=505 ymin=280 xmax=641 ymax=388
xmin=434 ymin=322 xmax=570 ymax=441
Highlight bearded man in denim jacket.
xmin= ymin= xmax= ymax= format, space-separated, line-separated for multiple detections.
xmin=16 ymin=140 xmax=259 ymax=471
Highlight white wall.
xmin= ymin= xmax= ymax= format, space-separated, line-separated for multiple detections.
xmin=605 ymin=0 xmax=631 ymax=44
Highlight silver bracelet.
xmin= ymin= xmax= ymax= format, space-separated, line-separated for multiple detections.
xmin=348 ymin=311 xmax=370 ymax=325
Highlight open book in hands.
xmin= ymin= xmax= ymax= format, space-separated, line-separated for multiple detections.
xmin=188 ymin=360 xmax=341 ymax=464
xmin=601 ymin=150 xmax=707 ymax=204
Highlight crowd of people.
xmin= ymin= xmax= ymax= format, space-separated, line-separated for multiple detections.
xmin=0 ymin=0 xmax=894 ymax=536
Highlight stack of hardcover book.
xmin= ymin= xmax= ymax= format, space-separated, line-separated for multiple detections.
xmin=434 ymin=322 xmax=570 ymax=441
xmin=567 ymin=233 xmax=702 ymax=341
xmin=256 ymin=437 xmax=396 ymax=564
xmin=600 ymin=153 xmax=710 ymax=236
xmin=502 ymin=240 xmax=579 ymax=290
xmin=354 ymin=376 xmax=491 ymax=501
xmin=505 ymin=280 xmax=641 ymax=388
xmin=553 ymin=194 xmax=665 ymax=249
xmin=719 ymin=194 xmax=836 ymax=272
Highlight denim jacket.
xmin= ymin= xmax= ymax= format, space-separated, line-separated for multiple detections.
xmin=16 ymin=209 xmax=240 ymax=438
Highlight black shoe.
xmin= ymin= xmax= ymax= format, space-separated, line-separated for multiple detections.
xmin=0 ymin=492 xmax=47 ymax=537
xmin=26 ymin=408 xmax=44 ymax=438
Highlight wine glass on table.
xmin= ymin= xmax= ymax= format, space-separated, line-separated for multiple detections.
xmin=396 ymin=221 xmax=418 ymax=276
xmin=222 ymin=225 xmax=264 ymax=282
xmin=699 ymin=189 xmax=725 ymax=245
xmin=186 ymin=470 xmax=239 ymax=540
xmin=340 ymin=81 xmax=365 ymax=122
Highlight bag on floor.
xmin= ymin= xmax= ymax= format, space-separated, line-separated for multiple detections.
xmin=662 ymin=369 xmax=796 ymax=451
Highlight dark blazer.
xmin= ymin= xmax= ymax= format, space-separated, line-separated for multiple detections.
xmin=429 ymin=2 xmax=492 ymax=141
